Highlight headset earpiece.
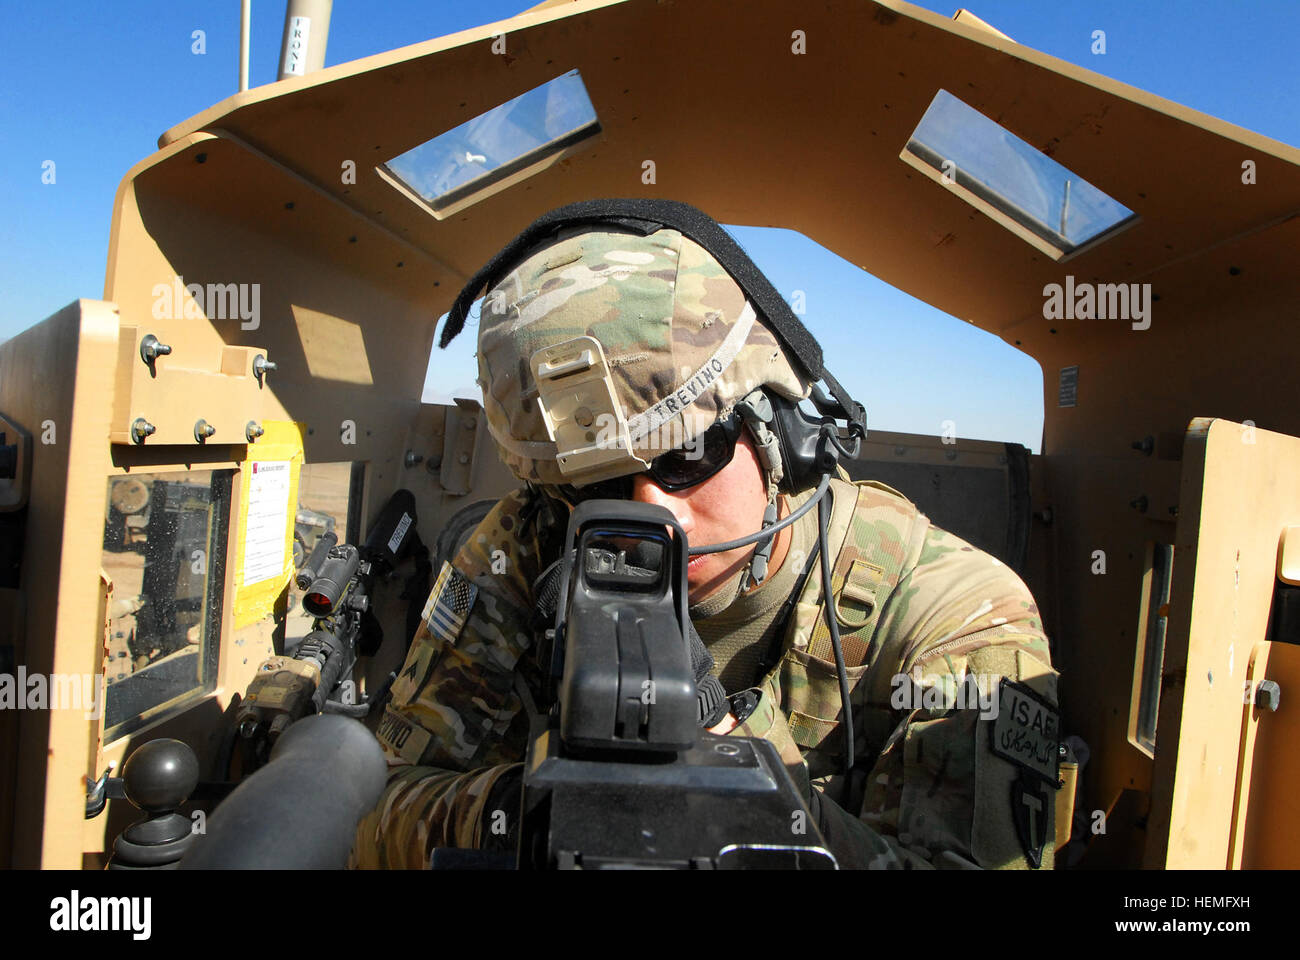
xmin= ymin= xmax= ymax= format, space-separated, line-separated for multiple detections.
xmin=765 ymin=392 xmax=827 ymax=493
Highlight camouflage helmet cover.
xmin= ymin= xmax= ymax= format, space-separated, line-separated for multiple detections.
xmin=475 ymin=227 xmax=810 ymax=486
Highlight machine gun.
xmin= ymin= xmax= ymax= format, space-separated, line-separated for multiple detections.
xmin=514 ymin=499 xmax=837 ymax=870
xmin=232 ymin=491 xmax=419 ymax=771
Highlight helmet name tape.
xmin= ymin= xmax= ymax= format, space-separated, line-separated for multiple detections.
xmin=625 ymin=302 xmax=757 ymax=445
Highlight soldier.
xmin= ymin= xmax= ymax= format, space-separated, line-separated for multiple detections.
xmin=351 ymin=199 xmax=1060 ymax=870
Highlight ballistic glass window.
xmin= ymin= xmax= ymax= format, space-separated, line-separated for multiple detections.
xmin=101 ymin=469 xmax=232 ymax=741
xmin=902 ymin=89 xmax=1136 ymax=257
xmin=1132 ymin=541 xmax=1174 ymax=756
xmin=381 ymin=69 xmax=599 ymax=214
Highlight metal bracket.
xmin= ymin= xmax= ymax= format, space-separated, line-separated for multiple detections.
xmin=439 ymin=398 xmax=481 ymax=495
xmin=531 ymin=336 xmax=647 ymax=485
xmin=85 ymin=765 xmax=126 ymax=820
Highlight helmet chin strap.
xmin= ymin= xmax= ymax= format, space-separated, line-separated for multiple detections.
xmin=687 ymin=475 xmax=830 ymax=557
xmin=672 ymin=395 xmax=857 ymax=776
xmin=691 ymin=389 xmax=791 ymax=593
xmin=684 ymin=469 xmax=848 ymax=774
xmin=688 ymin=472 xmax=782 ymax=616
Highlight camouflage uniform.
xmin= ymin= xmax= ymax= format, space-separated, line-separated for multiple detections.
xmin=350 ymin=222 xmax=1059 ymax=869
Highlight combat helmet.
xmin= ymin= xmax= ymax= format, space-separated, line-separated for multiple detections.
xmin=475 ymin=228 xmax=806 ymax=495
xmin=441 ymin=199 xmax=866 ymax=502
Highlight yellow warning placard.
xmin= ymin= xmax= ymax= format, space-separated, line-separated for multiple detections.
xmin=231 ymin=420 xmax=303 ymax=629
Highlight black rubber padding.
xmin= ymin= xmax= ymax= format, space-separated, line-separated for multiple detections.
xmin=178 ymin=714 xmax=387 ymax=870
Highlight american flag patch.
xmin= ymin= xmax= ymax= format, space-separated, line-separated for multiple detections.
xmin=422 ymin=562 xmax=478 ymax=646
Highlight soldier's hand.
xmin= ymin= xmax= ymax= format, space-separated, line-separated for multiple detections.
xmin=707 ymin=713 xmax=738 ymax=735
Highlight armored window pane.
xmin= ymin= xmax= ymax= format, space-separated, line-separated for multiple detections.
xmin=904 ymin=89 xmax=1135 ymax=256
xmin=1134 ymin=541 xmax=1174 ymax=755
xmin=382 ymin=69 xmax=599 ymax=213
xmin=102 ymin=470 xmax=232 ymax=740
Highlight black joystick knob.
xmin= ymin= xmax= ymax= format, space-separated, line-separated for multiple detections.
xmin=107 ymin=739 xmax=200 ymax=870
xmin=122 ymin=739 xmax=199 ymax=812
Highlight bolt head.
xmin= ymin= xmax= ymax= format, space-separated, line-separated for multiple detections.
xmin=130 ymin=418 xmax=155 ymax=444
xmin=139 ymin=334 xmax=171 ymax=365
xmin=1256 ymin=680 xmax=1282 ymax=712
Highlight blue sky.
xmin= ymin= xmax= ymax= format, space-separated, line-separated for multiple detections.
xmin=3 ymin=1 xmax=1297 ymax=452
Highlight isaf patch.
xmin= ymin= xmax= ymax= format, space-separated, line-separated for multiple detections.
xmin=424 ymin=561 xmax=478 ymax=647
xmin=990 ymin=678 xmax=1061 ymax=785
xmin=989 ymin=678 xmax=1061 ymax=869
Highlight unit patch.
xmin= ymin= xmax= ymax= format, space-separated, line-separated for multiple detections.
xmin=389 ymin=641 xmax=435 ymax=707
xmin=1011 ymin=775 xmax=1052 ymax=869
xmin=989 ymin=678 xmax=1061 ymax=785
xmin=423 ymin=561 xmax=478 ymax=648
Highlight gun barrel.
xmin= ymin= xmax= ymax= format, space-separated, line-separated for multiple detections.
xmin=296 ymin=627 xmax=356 ymax=712
xmin=181 ymin=715 xmax=386 ymax=869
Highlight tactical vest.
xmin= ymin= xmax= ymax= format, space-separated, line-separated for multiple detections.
xmin=760 ymin=476 xmax=930 ymax=781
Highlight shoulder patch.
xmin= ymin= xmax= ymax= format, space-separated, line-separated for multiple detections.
xmin=1011 ymin=775 xmax=1053 ymax=869
xmin=389 ymin=636 xmax=436 ymax=706
xmin=423 ymin=561 xmax=479 ymax=647
xmin=989 ymin=678 xmax=1061 ymax=785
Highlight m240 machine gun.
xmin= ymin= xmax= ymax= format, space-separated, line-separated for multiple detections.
xmin=514 ymin=499 xmax=837 ymax=870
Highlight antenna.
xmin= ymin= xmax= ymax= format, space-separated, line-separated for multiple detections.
xmin=239 ymin=0 xmax=251 ymax=92
xmin=278 ymin=0 xmax=334 ymax=81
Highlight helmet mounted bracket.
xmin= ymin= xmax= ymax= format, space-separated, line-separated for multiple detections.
xmin=531 ymin=335 xmax=650 ymax=486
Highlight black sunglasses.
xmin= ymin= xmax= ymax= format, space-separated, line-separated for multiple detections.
xmin=553 ymin=414 xmax=744 ymax=504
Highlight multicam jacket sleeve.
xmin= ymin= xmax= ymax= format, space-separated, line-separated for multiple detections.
xmin=349 ymin=489 xmax=546 ymax=869
xmin=747 ymin=480 xmax=1060 ymax=870
xmin=848 ymin=524 xmax=1059 ymax=870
